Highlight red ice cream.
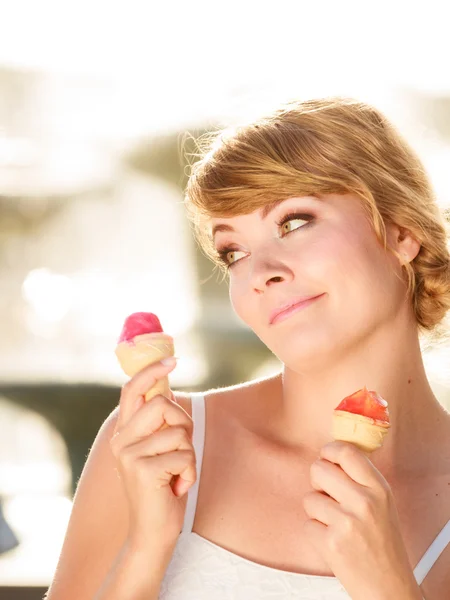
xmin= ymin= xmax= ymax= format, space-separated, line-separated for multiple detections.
xmin=118 ymin=312 xmax=163 ymax=343
xmin=335 ymin=386 xmax=390 ymax=426
xmin=332 ymin=386 xmax=390 ymax=453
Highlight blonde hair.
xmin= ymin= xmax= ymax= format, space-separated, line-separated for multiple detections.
xmin=182 ymin=96 xmax=450 ymax=341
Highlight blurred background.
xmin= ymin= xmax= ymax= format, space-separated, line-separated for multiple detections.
xmin=0 ymin=1 xmax=450 ymax=598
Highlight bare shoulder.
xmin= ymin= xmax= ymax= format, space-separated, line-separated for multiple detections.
xmin=422 ymin=539 xmax=450 ymax=600
xmin=192 ymin=371 xmax=282 ymax=428
xmin=174 ymin=371 xmax=281 ymax=422
xmin=172 ymin=390 xmax=193 ymax=418
xmin=423 ymin=468 xmax=450 ymax=598
xmin=426 ymin=425 xmax=450 ymax=598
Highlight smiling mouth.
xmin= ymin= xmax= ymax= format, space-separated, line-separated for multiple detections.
xmin=270 ymin=294 xmax=324 ymax=325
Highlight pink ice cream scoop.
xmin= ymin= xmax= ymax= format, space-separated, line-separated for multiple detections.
xmin=118 ymin=312 xmax=163 ymax=342
xmin=115 ymin=312 xmax=175 ymax=403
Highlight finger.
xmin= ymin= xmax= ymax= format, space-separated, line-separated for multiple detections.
xmin=140 ymin=450 xmax=197 ymax=492
xmin=113 ymin=393 xmax=143 ymax=438
xmin=303 ymin=490 xmax=342 ymax=526
xmin=116 ymin=359 xmax=177 ymax=431
xmin=319 ymin=441 xmax=385 ymax=488
xmin=310 ymin=458 xmax=362 ymax=505
xmin=114 ymin=421 xmax=193 ymax=459
xmin=116 ymin=394 xmax=193 ymax=444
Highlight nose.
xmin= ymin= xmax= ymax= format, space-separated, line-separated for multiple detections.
xmin=250 ymin=258 xmax=291 ymax=291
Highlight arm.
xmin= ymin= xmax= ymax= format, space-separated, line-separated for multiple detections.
xmin=93 ymin=538 xmax=177 ymax=600
xmin=45 ymin=392 xmax=191 ymax=600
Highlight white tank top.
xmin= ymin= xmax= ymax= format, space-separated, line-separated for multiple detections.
xmin=159 ymin=392 xmax=450 ymax=599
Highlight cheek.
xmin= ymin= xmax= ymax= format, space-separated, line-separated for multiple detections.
xmin=330 ymin=229 xmax=402 ymax=318
xmin=323 ymin=224 xmax=373 ymax=278
xmin=229 ymin=281 xmax=250 ymax=322
xmin=306 ymin=230 xmax=356 ymax=284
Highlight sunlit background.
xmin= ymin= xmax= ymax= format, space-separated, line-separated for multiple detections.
xmin=1 ymin=1 xmax=450 ymax=597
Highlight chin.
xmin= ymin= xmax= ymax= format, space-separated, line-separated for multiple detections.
xmin=264 ymin=324 xmax=334 ymax=370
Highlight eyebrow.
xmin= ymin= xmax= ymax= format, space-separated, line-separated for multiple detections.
xmin=210 ymin=196 xmax=318 ymax=241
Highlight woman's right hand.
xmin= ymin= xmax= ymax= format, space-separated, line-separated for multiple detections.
xmin=110 ymin=358 xmax=196 ymax=551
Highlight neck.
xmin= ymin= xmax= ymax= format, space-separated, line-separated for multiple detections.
xmin=264 ymin=324 xmax=447 ymax=479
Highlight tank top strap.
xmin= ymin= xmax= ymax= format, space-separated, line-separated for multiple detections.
xmin=181 ymin=392 xmax=206 ymax=534
xmin=413 ymin=518 xmax=450 ymax=585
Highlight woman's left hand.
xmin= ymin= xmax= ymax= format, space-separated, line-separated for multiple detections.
xmin=302 ymin=440 xmax=423 ymax=600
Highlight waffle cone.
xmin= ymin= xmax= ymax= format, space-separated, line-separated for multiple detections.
xmin=115 ymin=332 xmax=174 ymax=403
xmin=332 ymin=410 xmax=390 ymax=454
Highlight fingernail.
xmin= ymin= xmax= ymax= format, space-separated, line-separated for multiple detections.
xmin=161 ymin=356 xmax=177 ymax=366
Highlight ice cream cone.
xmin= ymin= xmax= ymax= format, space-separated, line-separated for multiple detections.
xmin=115 ymin=332 xmax=175 ymax=402
xmin=332 ymin=410 xmax=390 ymax=454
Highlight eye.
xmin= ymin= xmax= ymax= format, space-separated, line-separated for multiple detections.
xmin=216 ymin=212 xmax=314 ymax=269
xmin=216 ymin=247 xmax=246 ymax=268
xmin=276 ymin=212 xmax=313 ymax=236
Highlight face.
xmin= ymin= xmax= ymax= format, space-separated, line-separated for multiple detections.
xmin=210 ymin=193 xmax=411 ymax=368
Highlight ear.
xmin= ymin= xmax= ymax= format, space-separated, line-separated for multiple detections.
xmin=387 ymin=223 xmax=421 ymax=265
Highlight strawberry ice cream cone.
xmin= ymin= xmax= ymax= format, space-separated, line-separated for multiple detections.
xmin=115 ymin=312 xmax=175 ymax=405
xmin=332 ymin=386 xmax=390 ymax=453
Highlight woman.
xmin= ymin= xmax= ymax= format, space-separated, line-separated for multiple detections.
xmin=46 ymin=97 xmax=450 ymax=599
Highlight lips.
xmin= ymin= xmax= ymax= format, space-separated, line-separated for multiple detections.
xmin=269 ymin=294 xmax=324 ymax=325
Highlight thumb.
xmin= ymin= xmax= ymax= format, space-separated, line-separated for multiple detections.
xmin=173 ymin=475 xmax=194 ymax=497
